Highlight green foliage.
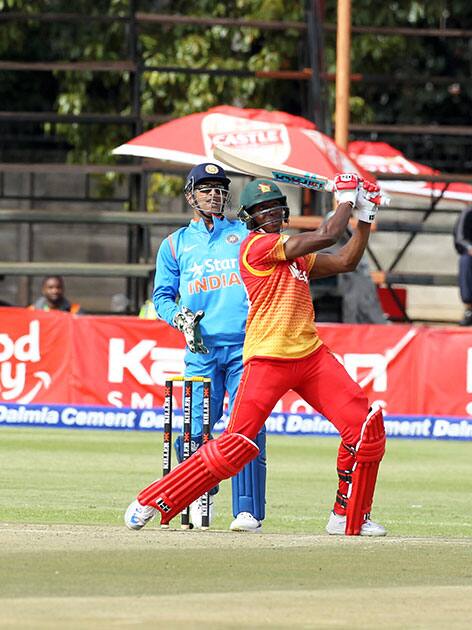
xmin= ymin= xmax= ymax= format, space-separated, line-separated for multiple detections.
xmin=1 ymin=1 xmax=471 ymax=170
xmin=139 ymin=0 xmax=304 ymax=121
xmin=147 ymin=172 xmax=184 ymax=211
xmin=324 ymin=0 xmax=472 ymax=126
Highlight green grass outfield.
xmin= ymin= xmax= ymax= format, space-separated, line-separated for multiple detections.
xmin=1 ymin=427 xmax=471 ymax=629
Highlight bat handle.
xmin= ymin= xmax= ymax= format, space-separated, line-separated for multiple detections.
xmin=324 ymin=180 xmax=334 ymax=192
xmin=327 ymin=180 xmax=390 ymax=206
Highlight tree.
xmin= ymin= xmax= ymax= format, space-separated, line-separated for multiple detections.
xmin=1 ymin=0 xmax=471 ymax=172
xmin=324 ymin=1 xmax=472 ymax=127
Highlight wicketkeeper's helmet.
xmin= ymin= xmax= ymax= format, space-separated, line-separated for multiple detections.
xmin=238 ymin=178 xmax=289 ymax=230
xmin=184 ymin=163 xmax=230 ymax=193
xmin=184 ymin=163 xmax=231 ymax=216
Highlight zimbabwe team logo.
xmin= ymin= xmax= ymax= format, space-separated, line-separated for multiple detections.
xmin=257 ymin=183 xmax=272 ymax=193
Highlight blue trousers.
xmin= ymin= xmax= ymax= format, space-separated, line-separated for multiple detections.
xmin=176 ymin=344 xmax=266 ymax=521
xmin=459 ymin=254 xmax=472 ymax=303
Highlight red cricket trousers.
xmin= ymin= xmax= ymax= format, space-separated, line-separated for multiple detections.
xmin=227 ymin=344 xmax=370 ymax=515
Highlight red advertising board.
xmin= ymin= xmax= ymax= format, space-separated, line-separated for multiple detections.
xmin=1 ymin=308 xmax=471 ymax=418
xmin=71 ymin=315 xmax=185 ymax=408
xmin=0 ymin=309 xmax=72 ymax=403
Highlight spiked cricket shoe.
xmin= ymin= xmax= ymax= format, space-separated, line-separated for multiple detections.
xmin=189 ymin=494 xmax=214 ymax=529
xmin=125 ymin=500 xmax=157 ymax=530
xmin=326 ymin=511 xmax=386 ymax=536
xmin=230 ymin=512 xmax=262 ymax=533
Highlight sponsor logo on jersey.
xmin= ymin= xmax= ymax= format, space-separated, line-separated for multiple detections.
xmin=189 ymin=258 xmax=238 ymax=278
xmin=186 ymin=257 xmax=242 ymax=294
xmin=188 ymin=273 xmax=242 ymax=294
xmin=288 ymin=261 xmax=309 ymax=284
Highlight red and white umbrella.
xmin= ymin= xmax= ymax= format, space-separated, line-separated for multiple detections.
xmin=349 ymin=140 xmax=472 ymax=204
xmin=113 ymin=105 xmax=371 ymax=182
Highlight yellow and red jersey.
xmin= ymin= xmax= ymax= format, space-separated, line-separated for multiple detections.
xmin=239 ymin=231 xmax=323 ymax=363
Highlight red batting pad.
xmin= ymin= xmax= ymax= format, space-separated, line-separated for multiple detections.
xmin=345 ymin=409 xmax=386 ymax=535
xmin=137 ymin=432 xmax=259 ymax=525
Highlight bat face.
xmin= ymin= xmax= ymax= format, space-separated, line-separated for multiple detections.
xmin=270 ymin=169 xmax=331 ymax=191
xmin=212 ymin=145 xmax=388 ymax=206
xmin=213 ymin=145 xmax=333 ymax=192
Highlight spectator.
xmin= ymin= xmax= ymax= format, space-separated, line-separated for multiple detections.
xmin=29 ymin=275 xmax=83 ymax=314
xmin=453 ymin=205 xmax=472 ymax=326
xmin=138 ymin=298 xmax=158 ymax=319
xmin=337 ymin=242 xmax=388 ymax=324
xmin=311 ymin=216 xmax=388 ymax=324
xmin=110 ymin=293 xmax=130 ymax=314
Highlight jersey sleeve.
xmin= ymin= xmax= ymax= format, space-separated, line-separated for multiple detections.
xmin=242 ymin=233 xmax=288 ymax=273
xmin=305 ymin=252 xmax=317 ymax=275
xmin=152 ymin=235 xmax=180 ymax=326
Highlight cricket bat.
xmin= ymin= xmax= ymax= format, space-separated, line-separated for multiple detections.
xmin=213 ymin=145 xmax=390 ymax=206
xmin=213 ymin=145 xmax=334 ymax=192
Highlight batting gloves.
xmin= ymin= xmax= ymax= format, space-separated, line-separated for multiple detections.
xmin=334 ymin=173 xmax=361 ymax=206
xmin=355 ymin=180 xmax=382 ymax=223
xmin=173 ymin=306 xmax=209 ymax=354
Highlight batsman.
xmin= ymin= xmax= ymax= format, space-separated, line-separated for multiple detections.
xmin=125 ymin=173 xmax=387 ymax=536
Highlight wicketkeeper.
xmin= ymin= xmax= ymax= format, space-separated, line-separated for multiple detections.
xmin=126 ymin=172 xmax=387 ymax=536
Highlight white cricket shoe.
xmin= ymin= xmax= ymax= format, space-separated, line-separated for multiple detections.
xmin=229 ymin=512 xmax=262 ymax=533
xmin=325 ymin=511 xmax=387 ymax=537
xmin=124 ymin=500 xmax=157 ymax=530
xmin=190 ymin=494 xmax=214 ymax=529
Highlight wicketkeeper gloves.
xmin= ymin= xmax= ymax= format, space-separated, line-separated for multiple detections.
xmin=173 ymin=306 xmax=209 ymax=354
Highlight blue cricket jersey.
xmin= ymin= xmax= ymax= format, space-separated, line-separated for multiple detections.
xmin=153 ymin=216 xmax=248 ymax=347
